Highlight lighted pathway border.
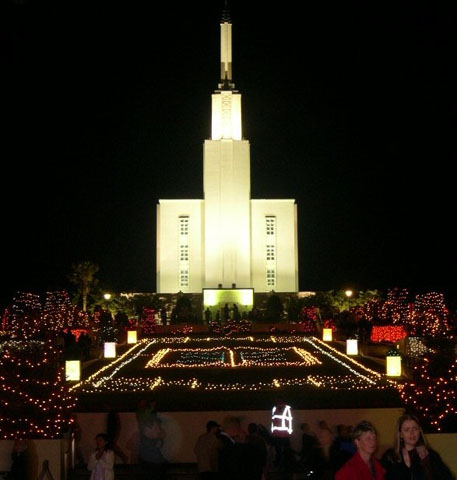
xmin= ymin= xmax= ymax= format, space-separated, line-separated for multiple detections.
xmin=71 ymin=336 xmax=397 ymax=394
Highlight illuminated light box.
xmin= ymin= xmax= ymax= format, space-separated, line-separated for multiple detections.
xmin=127 ymin=330 xmax=138 ymax=344
xmin=65 ymin=360 xmax=81 ymax=381
xmin=203 ymin=288 xmax=254 ymax=309
xmin=346 ymin=339 xmax=358 ymax=355
xmin=386 ymin=355 xmax=402 ymax=376
xmin=104 ymin=342 xmax=116 ymax=358
xmin=271 ymin=405 xmax=293 ymax=435
xmin=322 ymin=328 xmax=333 ymax=342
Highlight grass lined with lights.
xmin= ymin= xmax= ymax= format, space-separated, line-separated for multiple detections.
xmin=73 ymin=336 xmax=397 ymax=398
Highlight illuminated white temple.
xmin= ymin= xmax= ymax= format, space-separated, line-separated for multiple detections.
xmin=157 ymin=8 xmax=298 ymax=294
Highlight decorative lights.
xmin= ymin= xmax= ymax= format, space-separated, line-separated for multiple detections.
xmin=0 ymin=340 xmax=76 ymax=439
xmin=71 ymin=336 xmax=394 ymax=394
xmin=370 ymin=326 xmax=407 ymax=343
xmin=399 ymin=356 xmax=457 ymax=432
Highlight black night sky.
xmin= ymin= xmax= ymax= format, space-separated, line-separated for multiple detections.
xmin=3 ymin=1 xmax=456 ymax=307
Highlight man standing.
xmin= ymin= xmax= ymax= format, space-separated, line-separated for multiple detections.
xmin=335 ymin=420 xmax=385 ymax=480
xmin=194 ymin=420 xmax=222 ymax=479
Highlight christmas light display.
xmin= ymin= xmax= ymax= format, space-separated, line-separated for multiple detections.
xmin=5 ymin=292 xmax=42 ymax=339
xmin=0 ymin=340 xmax=76 ymax=439
xmin=71 ymin=336 xmax=394 ymax=394
xmin=300 ymin=307 xmax=318 ymax=334
xmin=406 ymin=337 xmax=429 ymax=357
xmin=380 ymin=288 xmax=410 ymax=324
xmin=43 ymin=291 xmax=90 ymax=332
xmin=209 ymin=319 xmax=252 ymax=335
xmin=399 ymin=356 xmax=457 ymax=432
xmin=144 ymin=345 xmax=321 ymax=369
xmin=370 ymin=326 xmax=407 ymax=343
xmin=74 ymin=372 xmax=392 ymax=394
xmin=141 ymin=308 xmax=157 ymax=335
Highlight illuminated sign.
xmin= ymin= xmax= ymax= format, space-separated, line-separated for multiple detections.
xmin=271 ymin=405 xmax=293 ymax=435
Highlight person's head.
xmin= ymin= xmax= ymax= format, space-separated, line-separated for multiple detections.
xmin=248 ymin=423 xmax=258 ymax=435
xmin=95 ymin=433 xmax=111 ymax=451
xmin=206 ymin=420 xmax=221 ymax=434
xmin=395 ymin=414 xmax=427 ymax=454
xmin=352 ymin=421 xmax=377 ymax=460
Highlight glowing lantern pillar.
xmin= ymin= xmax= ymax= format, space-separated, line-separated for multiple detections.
xmin=323 ymin=328 xmax=333 ymax=342
xmin=386 ymin=355 xmax=402 ymax=376
xmin=346 ymin=339 xmax=358 ymax=355
xmin=104 ymin=342 xmax=116 ymax=358
xmin=127 ymin=330 xmax=138 ymax=344
xmin=65 ymin=360 xmax=81 ymax=381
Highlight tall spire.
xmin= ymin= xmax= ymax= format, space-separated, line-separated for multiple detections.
xmin=219 ymin=1 xmax=234 ymax=89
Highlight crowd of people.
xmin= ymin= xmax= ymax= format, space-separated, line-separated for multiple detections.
xmin=79 ymin=411 xmax=456 ymax=480
xmin=191 ymin=413 xmax=454 ymax=480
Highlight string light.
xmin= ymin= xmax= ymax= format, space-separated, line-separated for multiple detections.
xmin=72 ymin=336 xmax=394 ymax=394
xmin=399 ymin=356 xmax=457 ymax=432
xmin=370 ymin=326 xmax=407 ymax=343
xmin=0 ymin=340 xmax=76 ymax=439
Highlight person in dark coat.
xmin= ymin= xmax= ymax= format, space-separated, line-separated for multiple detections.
xmin=244 ymin=423 xmax=267 ymax=480
xmin=382 ymin=414 xmax=454 ymax=480
xmin=329 ymin=424 xmax=357 ymax=474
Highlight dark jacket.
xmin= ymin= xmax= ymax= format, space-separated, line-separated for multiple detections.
xmin=382 ymin=447 xmax=454 ymax=480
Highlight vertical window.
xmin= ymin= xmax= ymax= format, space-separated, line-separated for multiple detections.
xmin=179 ymin=216 xmax=189 ymax=289
xmin=267 ymin=269 xmax=276 ymax=287
xmin=265 ymin=216 xmax=276 ymax=288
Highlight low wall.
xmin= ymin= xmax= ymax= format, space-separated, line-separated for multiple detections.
xmin=0 ymin=439 xmax=67 ymax=480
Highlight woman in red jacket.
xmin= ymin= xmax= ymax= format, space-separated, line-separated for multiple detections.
xmin=335 ymin=420 xmax=386 ymax=480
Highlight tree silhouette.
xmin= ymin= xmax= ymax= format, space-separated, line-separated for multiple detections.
xmin=68 ymin=261 xmax=99 ymax=311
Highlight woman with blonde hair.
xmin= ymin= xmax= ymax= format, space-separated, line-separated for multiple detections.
xmin=382 ymin=414 xmax=454 ymax=480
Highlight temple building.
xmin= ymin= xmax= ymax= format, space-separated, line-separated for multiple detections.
xmin=157 ymin=9 xmax=298 ymax=295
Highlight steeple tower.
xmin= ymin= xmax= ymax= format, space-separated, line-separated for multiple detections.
xmin=156 ymin=6 xmax=298 ymax=295
xmin=211 ymin=3 xmax=242 ymax=141
xmin=204 ymin=3 xmax=251 ymax=289
xmin=219 ymin=3 xmax=234 ymax=89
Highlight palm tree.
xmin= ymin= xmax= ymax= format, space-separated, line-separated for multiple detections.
xmin=68 ymin=261 xmax=99 ymax=311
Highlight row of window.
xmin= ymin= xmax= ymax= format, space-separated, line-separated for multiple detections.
xmin=177 ymin=215 xmax=277 ymax=288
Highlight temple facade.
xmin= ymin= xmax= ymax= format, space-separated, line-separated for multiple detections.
xmin=157 ymin=9 xmax=298 ymax=294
